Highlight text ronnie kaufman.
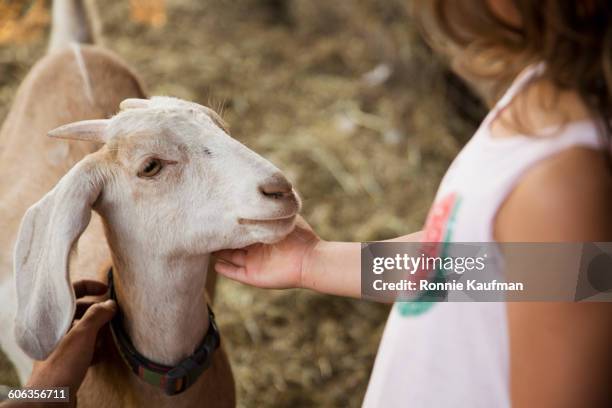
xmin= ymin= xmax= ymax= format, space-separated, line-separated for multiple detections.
xmin=373 ymin=279 xmax=524 ymax=292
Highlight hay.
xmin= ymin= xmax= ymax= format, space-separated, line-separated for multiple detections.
xmin=129 ymin=0 xmax=167 ymax=27
xmin=0 ymin=0 xmax=48 ymax=45
xmin=0 ymin=0 xmax=482 ymax=406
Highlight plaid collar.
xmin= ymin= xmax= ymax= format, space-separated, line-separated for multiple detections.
xmin=107 ymin=267 xmax=220 ymax=396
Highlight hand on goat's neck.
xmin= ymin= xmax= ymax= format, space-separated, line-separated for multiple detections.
xmin=109 ymin=247 xmax=211 ymax=367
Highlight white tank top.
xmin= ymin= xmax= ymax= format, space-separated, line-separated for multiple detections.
xmin=363 ymin=64 xmax=603 ymax=407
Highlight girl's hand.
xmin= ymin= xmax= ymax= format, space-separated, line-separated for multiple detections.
xmin=213 ymin=216 xmax=320 ymax=289
xmin=22 ymin=280 xmax=116 ymax=408
xmin=215 ymin=219 xmax=420 ymax=299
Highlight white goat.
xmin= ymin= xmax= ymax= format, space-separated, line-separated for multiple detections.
xmin=0 ymin=0 xmax=300 ymax=406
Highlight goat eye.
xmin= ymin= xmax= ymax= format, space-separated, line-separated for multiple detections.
xmin=138 ymin=158 xmax=163 ymax=178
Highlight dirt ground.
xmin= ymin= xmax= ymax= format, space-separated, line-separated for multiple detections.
xmin=0 ymin=1 xmax=483 ymax=406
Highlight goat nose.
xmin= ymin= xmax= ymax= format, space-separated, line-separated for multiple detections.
xmin=259 ymin=175 xmax=293 ymax=199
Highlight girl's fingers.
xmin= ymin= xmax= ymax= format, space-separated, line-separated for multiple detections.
xmin=70 ymin=319 xmax=80 ymax=331
xmin=75 ymin=300 xmax=96 ymax=319
xmin=214 ymin=249 xmax=247 ymax=266
xmin=214 ymin=260 xmax=247 ymax=281
xmin=73 ymin=279 xmax=108 ymax=298
xmin=76 ymin=299 xmax=117 ymax=333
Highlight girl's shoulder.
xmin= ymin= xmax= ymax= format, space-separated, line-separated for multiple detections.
xmin=495 ymin=146 xmax=612 ymax=242
xmin=491 ymin=78 xmax=612 ymax=242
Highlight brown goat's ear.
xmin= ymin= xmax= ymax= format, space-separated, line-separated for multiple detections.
xmin=120 ymin=98 xmax=151 ymax=110
xmin=14 ymin=155 xmax=104 ymax=360
xmin=48 ymin=119 xmax=109 ymax=143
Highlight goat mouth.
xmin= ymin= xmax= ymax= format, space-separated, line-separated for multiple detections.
xmin=238 ymin=214 xmax=296 ymax=225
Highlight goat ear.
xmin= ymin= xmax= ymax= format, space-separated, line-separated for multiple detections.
xmin=197 ymin=105 xmax=229 ymax=133
xmin=13 ymin=155 xmax=104 ymax=360
xmin=48 ymin=119 xmax=109 ymax=143
xmin=120 ymin=98 xmax=150 ymax=110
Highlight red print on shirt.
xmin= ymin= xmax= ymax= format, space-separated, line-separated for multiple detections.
xmin=395 ymin=192 xmax=460 ymax=317
xmin=420 ymin=192 xmax=458 ymax=265
xmin=423 ymin=192 xmax=457 ymax=242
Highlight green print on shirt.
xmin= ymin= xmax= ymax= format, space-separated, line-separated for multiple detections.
xmin=396 ymin=195 xmax=462 ymax=317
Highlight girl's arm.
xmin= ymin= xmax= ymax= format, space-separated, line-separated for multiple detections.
xmin=496 ymin=147 xmax=612 ymax=408
xmin=214 ymin=217 xmax=422 ymax=299
xmin=302 ymin=231 xmax=423 ymax=298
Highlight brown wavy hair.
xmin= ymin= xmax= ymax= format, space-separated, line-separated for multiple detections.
xmin=412 ymin=0 xmax=612 ymax=144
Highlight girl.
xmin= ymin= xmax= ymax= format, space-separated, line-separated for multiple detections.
xmin=215 ymin=1 xmax=612 ymax=406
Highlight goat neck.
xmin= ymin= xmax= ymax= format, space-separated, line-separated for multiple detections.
xmin=105 ymin=232 xmax=211 ymax=367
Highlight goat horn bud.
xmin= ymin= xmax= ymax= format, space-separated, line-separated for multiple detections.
xmin=48 ymin=119 xmax=109 ymax=143
xmin=120 ymin=98 xmax=151 ymax=110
